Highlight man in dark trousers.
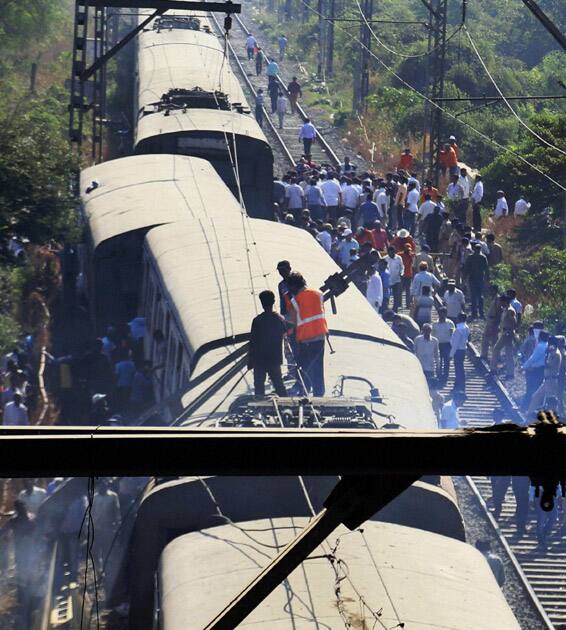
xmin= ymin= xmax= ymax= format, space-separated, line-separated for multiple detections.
xmin=248 ymin=290 xmax=288 ymax=398
xmin=463 ymin=243 xmax=489 ymax=319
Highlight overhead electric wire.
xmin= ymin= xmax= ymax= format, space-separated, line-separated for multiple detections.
xmin=299 ymin=0 xmax=565 ymax=191
xmin=464 ymin=26 xmax=566 ymax=157
xmin=353 ymin=1 xmax=464 ymax=60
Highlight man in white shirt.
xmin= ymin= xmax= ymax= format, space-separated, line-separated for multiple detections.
xmin=450 ymin=313 xmax=470 ymax=391
xmin=17 ymin=479 xmax=47 ymax=516
xmin=471 ymin=174 xmax=484 ymax=231
xmin=494 ymin=190 xmax=508 ymax=218
xmin=3 ymin=392 xmax=29 ymax=426
xmin=456 ymin=167 xmax=470 ymax=223
xmin=298 ymin=119 xmax=317 ymax=157
xmin=92 ymin=479 xmax=121 ymax=574
xmin=276 ymin=92 xmax=288 ymax=130
xmin=385 ymin=245 xmax=404 ymax=311
xmin=433 ymin=306 xmax=455 ymax=383
xmin=514 ymin=195 xmax=530 ymax=216
xmin=443 ymin=280 xmax=466 ymax=321
xmin=285 ymin=178 xmax=304 ymax=216
xmin=439 ymin=391 xmax=466 ymax=429
xmin=317 ymin=224 xmax=332 ymax=254
xmin=373 ymin=185 xmax=389 ymax=224
xmin=414 ymin=323 xmax=440 ymax=384
xmin=342 ymin=180 xmax=361 ymax=217
xmin=366 ymin=268 xmax=383 ymax=314
xmin=418 ymin=194 xmax=436 ymax=224
xmin=411 ymin=261 xmax=440 ymax=298
xmin=320 ymin=173 xmax=342 ymax=224
xmin=337 ymin=230 xmax=359 ymax=267
xmin=245 ymin=33 xmax=257 ymax=60
xmin=404 ymin=182 xmax=420 ymax=235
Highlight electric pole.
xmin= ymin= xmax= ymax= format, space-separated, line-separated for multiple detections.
xmin=422 ymin=0 xmax=448 ymax=184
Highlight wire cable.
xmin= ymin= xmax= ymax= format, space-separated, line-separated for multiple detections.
xmin=464 ymin=26 xmax=566 ymax=157
xmin=354 ymin=1 xmax=464 ymax=60
xmin=299 ymin=0 xmax=566 ymax=191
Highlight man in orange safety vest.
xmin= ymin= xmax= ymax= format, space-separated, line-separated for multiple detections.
xmin=286 ymin=271 xmax=328 ymax=397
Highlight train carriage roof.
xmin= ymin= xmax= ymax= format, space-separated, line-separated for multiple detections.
xmin=159 ymin=519 xmax=520 ymax=629
xmin=135 ymin=108 xmax=269 ymax=148
xmin=79 ymin=154 xmax=241 ymax=251
xmin=137 ymin=27 xmax=247 ymax=113
xmin=144 ymin=218 xmax=437 ymax=427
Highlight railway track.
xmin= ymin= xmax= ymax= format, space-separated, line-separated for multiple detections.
xmin=215 ymin=11 xmax=566 ymax=626
xmin=210 ymin=12 xmax=342 ymax=171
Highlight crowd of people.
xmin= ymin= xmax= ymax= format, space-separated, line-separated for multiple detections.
xmin=270 ymin=145 xmax=563 ymax=425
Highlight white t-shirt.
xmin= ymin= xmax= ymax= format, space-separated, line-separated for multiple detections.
xmin=495 ymin=197 xmax=508 ymax=218
xmin=406 ymin=189 xmax=420 ymax=213
xmin=320 ymin=179 xmax=341 ymax=206
xmin=285 ymin=184 xmax=304 ymax=210
xmin=343 ymin=186 xmax=360 ymax=210
xmin=418 ymin=200 xmax=436 ymax=220
xmin=514 ymin=198 xmax=530 ymax=216
xmin=366 ymin=272 xmax=383 ymax=311
xmin=471 ymin=181 xmax=484 ymax=203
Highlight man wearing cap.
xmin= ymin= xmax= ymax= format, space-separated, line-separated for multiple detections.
xmin=494 ymin=190 xmax=509 ymax=218
xmin=490 ymin=294 xmax=517 ymax=378
xmin=391 ymin=228 xmax=415 ymax=254
xmin=286 ymin=272 xmax=328 ymax=397
xmin=527 ymin=336 xmax=562 ymax=417
xmin=449 ymin=135 xmax=459 ymax=161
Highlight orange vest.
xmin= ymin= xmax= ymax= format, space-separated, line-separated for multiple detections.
xmin=290 ymin=289 xmax=328 ymax=342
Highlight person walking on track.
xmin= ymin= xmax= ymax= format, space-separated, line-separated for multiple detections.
xmin=255 ymin=89 xmax=265 ymax=128
xmin=299 ymin=119 xmax=316 ymax=158
xmin=287 ymin=76 xmax=302 ymax=114
xmin=276 ymin=91 xmax=288 ymax=129
xmin=245 ymin=33 xmax=257 ymax=60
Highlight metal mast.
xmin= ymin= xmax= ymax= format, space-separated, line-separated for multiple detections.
xmin=422 ymin=0 xmax=448 ymax=184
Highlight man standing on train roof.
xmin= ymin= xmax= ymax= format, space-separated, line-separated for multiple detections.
xmin=248 ymin=290 xmax=288 ymax=398
xmin=245 ymin=32 xmax=257 ymax=60
xmin=286 ymin=272 xmax=328 ymax=397
xmin=299 ymin=119 xmax=316 ymax=158
xmin=276 ymin=260 xmax=293 ymax=316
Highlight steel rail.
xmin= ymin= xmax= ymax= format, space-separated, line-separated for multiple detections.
xmin=233 ymin=13 xmax=342 ymax=168
xmin=208 ymin=12 xmax=295 ymax=167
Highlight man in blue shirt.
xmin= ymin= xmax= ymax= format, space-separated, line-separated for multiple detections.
xmin=359 ymin=193 xmax=380 ymax=227
xmin=522 ymin=330 xmax=548 ymax=411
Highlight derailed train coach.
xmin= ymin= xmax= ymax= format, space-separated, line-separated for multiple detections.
xmin=124 ymin=208 xmax=520 ymax=627
xmin=133 ymin=12 xmax=274 ymax=218
xmin=79 ymin=154 xmax=243 ymax=332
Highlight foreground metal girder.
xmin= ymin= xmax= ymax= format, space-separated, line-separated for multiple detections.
xmin=0 ymin=424 xmax=565 ymax=478
xmin=88 ymin=0 xmax=241 ymax=12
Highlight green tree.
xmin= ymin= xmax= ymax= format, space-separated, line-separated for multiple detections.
xmin=481 ymin=112 xmax=565 ymax=209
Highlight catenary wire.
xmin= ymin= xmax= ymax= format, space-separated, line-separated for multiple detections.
xmin=299 ymin=0 xmax=566 ymax=191
xmin=353 ymin=1 xmax=464 ymax=60
xmin=464 ymin=26 xmax=566 ymax=157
